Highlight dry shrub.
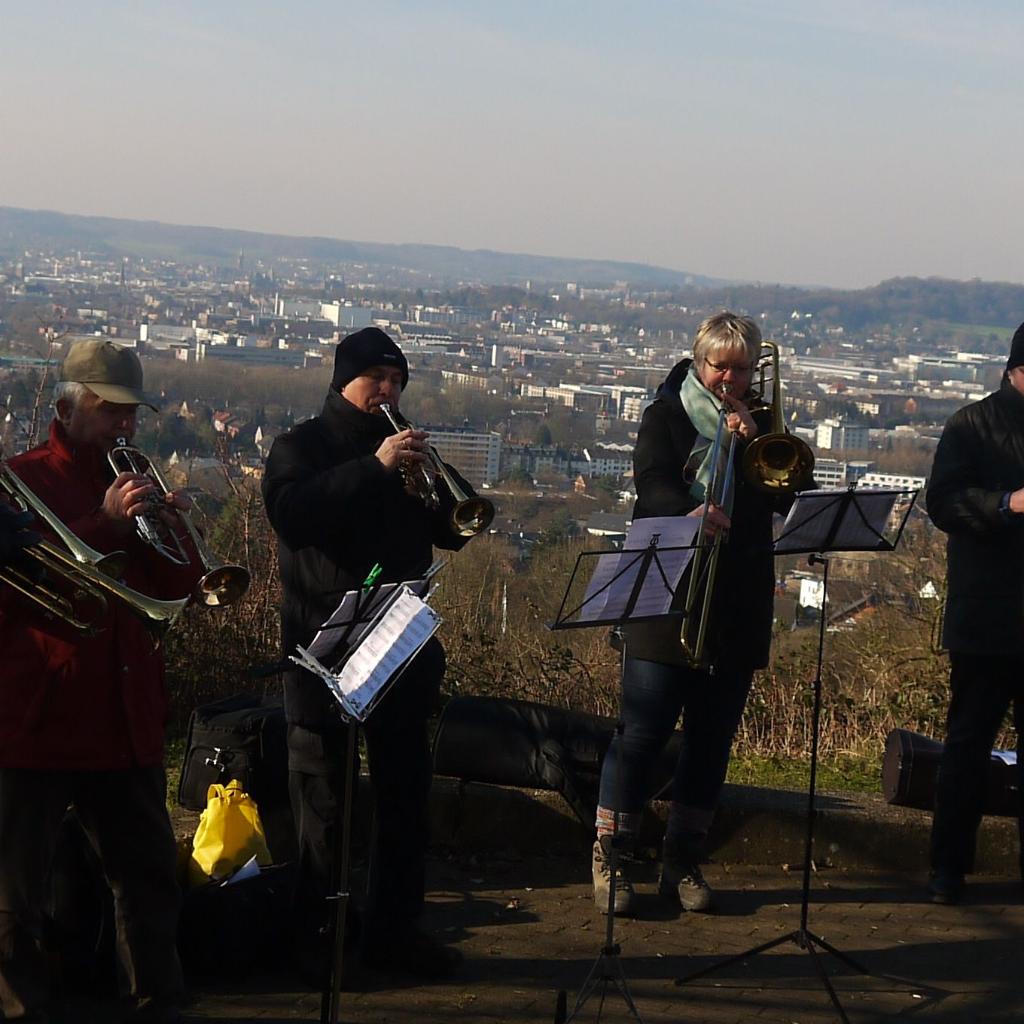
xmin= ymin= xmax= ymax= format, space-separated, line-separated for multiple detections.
xmin=163 ymin=502 xmax=1015 ymax=764
xmin=434 ymin=535 xmax=622 ymax=716
xmin=163 ymin=479 xmax=282 ymax=732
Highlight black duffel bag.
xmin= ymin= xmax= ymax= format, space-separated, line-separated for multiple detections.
xmin=881 ymin=728 xmax=1019 ymax=817
xmin=178 ymin=863 xmax=296 ymax=976
xmin=432 ymin=695 xmax=684 ymax=828
xmin=178 ymin=694 xmax=296 ymax=863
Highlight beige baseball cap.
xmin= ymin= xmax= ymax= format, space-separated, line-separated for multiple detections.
xmin=60 ymin=340 xmax=159 ymax=411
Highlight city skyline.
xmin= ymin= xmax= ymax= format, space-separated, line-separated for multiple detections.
xmin=3 ymin=1 xmax=1023 ymax=290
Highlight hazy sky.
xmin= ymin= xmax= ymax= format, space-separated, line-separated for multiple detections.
xmin=3 ymin=1 xmax=1023 ymax=289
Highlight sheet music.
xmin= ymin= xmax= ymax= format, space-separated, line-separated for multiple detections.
xmin=290 ymin=580 xmax=441 ymax=721
xmin=775 ymin=489 xmax=903 ymax=553
xmin=578 ymin=516 xmax=698 ymax=622
xmin=305 ymin=568 xmax=437 ymax=661
xmin=334 ymin=587 xmax=440 ymax=717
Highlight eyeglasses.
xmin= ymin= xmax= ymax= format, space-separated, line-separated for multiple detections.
xmin=704 ymin=359 xmax=752 ymax=375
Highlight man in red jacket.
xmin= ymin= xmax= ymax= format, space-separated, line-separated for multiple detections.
xmin=0 ymin=340 xmax=201 ymax=1023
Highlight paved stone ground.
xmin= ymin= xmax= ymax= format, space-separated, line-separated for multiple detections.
xmin=57 ymin=853 xmax=1024 ymax=1024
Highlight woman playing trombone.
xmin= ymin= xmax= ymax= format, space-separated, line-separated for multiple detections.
xmin=591 ymin=311 xmax=810 ymax=917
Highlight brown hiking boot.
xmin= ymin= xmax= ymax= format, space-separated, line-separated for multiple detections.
xmin=592 ymin=837 xmax=635 ymax=916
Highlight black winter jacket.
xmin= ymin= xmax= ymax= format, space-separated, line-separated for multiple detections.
xmin=262 ymin=389 xmax=471 ymax=727
xmin=625 ymin=359 xmax=793 ymax=670
xmin=927 ymin=380 xmax=1024 ymax=657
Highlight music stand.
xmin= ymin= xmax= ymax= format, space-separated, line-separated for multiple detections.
xmin=549 ymin=518 xmax=700 ymax=1024
xmin=290 ymin=569 xmax=443 ymax=1024
xmin=675 ymin=485 xmax=922 ymax=1023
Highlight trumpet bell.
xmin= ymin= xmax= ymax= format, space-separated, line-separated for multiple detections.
xmin=380 ymin=403 xmax=495 ymax=539
xmin=452 ymin=498 xmax=495 ymax=538
xmin=195 ymin=563 xmax=251 ymax=608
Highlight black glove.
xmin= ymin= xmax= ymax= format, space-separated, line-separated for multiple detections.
xmin=0 ymin=505 xmax=40 ymax=570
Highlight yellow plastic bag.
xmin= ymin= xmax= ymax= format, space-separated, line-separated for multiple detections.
xmin=187 ymin=778 xmax=272 ymax=888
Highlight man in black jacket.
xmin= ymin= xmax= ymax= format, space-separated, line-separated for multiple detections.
xmin=926 ymin=323 xmax=1024 ymax=904
xmin=262 ymin=327 xmax=472 ymax=978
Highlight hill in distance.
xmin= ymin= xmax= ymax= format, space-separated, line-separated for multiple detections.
xmin=0 ymin=206 xmax=725 ymax=290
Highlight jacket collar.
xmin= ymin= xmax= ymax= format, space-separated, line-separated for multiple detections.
xmin=656 ymin=359 xmax=692 ymax=406
xmin=45 ymin=418 xmax=109 ymax=479
xmin=319 ymin=387 xmax=392 ymax=444
xmin=996 ymin=378 xmax=1024 ymax=427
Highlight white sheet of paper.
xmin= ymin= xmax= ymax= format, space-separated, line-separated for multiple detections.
xmin=991 ymin=749 xmax=1017 ymax=766
xmin=332 ymin=588 xmax=440 ymax=717
xmin=221 ymin=855 xmax=261 ymax=886
xmin=305 ymin=573 xmax=434 ymax=663
xmin=577 ymin=516 xmax=698 ymax=623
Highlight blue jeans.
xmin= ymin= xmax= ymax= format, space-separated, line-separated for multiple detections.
xmin=598 ymin=656 xmax=754 ymax=823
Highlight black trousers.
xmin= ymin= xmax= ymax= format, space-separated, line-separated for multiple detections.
xmin=0 ymin=765 xmax=183 ymax=1019
xmin=287 ymin=638 xmax=444 ymax=948
xmin=930 ymin=651 xmax=1024 ymax=877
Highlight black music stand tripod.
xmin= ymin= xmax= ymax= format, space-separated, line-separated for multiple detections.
xmin=549 ymin=531 xmax=695 ymax=1024
xmin=674 ymin=485 xmax=923 ymax=1023
xmin=290 ymin=574 xmax=441 ymax=1024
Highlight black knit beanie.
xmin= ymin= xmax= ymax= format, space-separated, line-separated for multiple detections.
xmin=331 ymin=327 xmax=409 ymax=391
xmin=1007 ymin=322 xmax=1024 ymax=374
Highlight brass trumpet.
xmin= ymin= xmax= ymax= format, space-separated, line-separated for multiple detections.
xmin=0 ymin=463 xmax=188 ymax=640
xmin=107 ymin=440 xmax=251 ymax=608
xmin=379 ymin=405 xmax=495 ymax=538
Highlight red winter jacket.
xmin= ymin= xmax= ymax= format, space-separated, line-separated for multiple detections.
xmin=0 ymin=420 xmax=201 ymax=770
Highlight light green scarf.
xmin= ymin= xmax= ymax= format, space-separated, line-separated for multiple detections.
xmin=679 ymin=365 xmax=735 ymax=515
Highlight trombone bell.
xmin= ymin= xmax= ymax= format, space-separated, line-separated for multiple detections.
xmin=742 ymin=342 xmax=815 ymax=494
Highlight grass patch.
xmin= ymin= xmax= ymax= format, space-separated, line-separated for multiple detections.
xmin=727 ymin=753 xmax=880 ymax=795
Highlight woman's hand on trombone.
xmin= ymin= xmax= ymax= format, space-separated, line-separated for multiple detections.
xmin=376 ymin=427 xmax=430 ymax=473
xmin=688 ymin=502 xmax=731 ymax=538
xmin=720 ymin=392 xmax=759 ymax=441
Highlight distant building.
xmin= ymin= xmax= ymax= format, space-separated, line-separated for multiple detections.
xmin=426 ymin=429 xmax=502 ymax=488
xmin=274 ymin=297 xmax=321 ymax=318
xmin=320 ymin=303 xmax=377 ymax=329
xmin=812 ymin=458 xmax=847 ymax=488
xmin=815 ymin=418 xmax=869 ymax=451
xmin=620 ymin=394 xmax=652 ymax=422
xmin=858 ymin=472 xmax=926 ymax=492
xmin=570 ymin=443 xmax=634 ymax=478
xmin=440 ymin=369 xmax=491 ymax=390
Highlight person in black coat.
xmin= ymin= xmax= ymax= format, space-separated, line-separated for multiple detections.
xmin=262 ymin=327 xmax=474 ymax=979
xmin=925 ymin=323 xmax=1024 ymax=904
xmin=591 ymin=311 xmax=808 ymax=917
xmin=0 ymin=504 xmax=39 ymax=570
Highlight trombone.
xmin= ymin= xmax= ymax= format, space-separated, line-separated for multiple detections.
xmin=380 ymin=404 xmax=495 ymax=538
xmin=107 ymin=439 xmax=251 ymax=608
xmin=678 ymin=343 xmax=816 ymax=668
xmin=0 ymin=463 xmax=188 ymax=641
xmin=679 ymin=385 xmax=737 ymax=669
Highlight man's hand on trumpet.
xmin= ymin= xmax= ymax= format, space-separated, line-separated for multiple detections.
xmin=102 ymin=472 xmax=192 ymax=532
xmin=376 ymin=427 xmax=430 ymax=473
